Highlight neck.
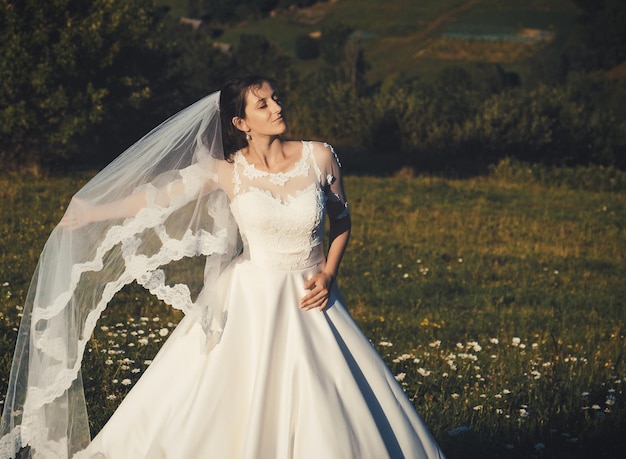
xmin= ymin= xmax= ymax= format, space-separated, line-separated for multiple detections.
xmin=246 ymin=136 xmax=284 ymax=169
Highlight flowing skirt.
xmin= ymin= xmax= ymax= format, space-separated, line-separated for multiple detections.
xmin=77 ymin=258 xmax=444 ymax=459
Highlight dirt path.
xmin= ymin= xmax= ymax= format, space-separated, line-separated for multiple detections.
xmin=383 ymin=0 xmax=481 ymax=46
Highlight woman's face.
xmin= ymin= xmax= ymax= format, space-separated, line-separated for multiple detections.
xmin=237 ymin=81 xmax=286 ymax=139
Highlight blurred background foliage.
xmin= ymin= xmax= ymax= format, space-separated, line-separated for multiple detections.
xmin=0 ymin=0 xmax=624 ymax=174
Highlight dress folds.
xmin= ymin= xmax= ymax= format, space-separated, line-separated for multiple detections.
xmin=77 ymin=141 xmax=445 ymax=459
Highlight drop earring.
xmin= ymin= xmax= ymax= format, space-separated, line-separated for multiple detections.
xmin=246 ymin=133 xmax=252 ymax=141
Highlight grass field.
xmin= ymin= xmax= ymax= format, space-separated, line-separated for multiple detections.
xmin=1 ymin=164 xmax=624 ymax=458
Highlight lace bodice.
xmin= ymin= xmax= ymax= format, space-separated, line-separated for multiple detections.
xmin=224 ymin=141 xmax=348 ymax=270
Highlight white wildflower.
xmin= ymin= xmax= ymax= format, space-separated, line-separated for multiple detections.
xmin=417 ymin=368 xmax=431 ymax=377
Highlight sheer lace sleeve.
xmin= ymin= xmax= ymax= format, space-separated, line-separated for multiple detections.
xmin=312 ymin=142 xmax=349 ymax=220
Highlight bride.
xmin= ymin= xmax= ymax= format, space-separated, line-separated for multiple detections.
xmin=0 ymin=75 xmax=445 ymax=458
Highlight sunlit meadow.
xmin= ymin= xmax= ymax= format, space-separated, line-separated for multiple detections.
xmin=1 ymin=163 xmax=624 ymax=458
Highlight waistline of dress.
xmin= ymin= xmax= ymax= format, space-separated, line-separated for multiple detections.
xmin=236 ymin=244 xmax=325 ymax=271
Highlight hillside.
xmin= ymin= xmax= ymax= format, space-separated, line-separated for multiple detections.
xmin=157 ymin=0 xmax=581 ymax=83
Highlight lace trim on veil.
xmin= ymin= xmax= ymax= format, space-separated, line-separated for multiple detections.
xmin=1 ymin=177 xmax=236 ymax=458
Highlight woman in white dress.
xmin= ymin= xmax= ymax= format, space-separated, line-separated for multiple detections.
xmin=0 ymin=75 xmax=445 ymax=458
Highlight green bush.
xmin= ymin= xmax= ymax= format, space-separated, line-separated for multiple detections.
xmin=294 ymin=34 xmax=319 ymax=60
xmin=0 ymin=0 xmax=165 ymax=166
xmin=286 ymin=69 xmax=625 ymax=175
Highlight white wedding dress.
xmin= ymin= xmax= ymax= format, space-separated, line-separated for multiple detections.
xmin=76 ymin=141 xmax=444 ymax=459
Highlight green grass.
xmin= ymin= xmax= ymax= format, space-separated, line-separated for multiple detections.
xmin=1 ymin=166 xmax=625 ymax=458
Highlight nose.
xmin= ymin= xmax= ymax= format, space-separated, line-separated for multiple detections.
xmin=270 ymin=98 xmax=282 ymax=113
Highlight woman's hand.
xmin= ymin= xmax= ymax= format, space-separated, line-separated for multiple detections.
xmin=300 ymin=271 xmax=334 ymax=311
xmin=59 ymin=198 xmax=93 ymax=230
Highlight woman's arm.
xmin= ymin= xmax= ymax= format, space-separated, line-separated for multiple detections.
xmin=300 ymin=215 xmax=351 ymax=311
xmin=59 ymin=192 xmax=149 ymax=229
xmin=60 ymin=164 xmax=217 ymax=230
xmin=300 ymin=142 xmax=351 ymax=311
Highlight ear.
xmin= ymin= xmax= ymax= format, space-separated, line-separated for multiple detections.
xmin=232 ymin=116 xmax=249 ymax=134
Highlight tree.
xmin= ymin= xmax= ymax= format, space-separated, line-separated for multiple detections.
xmin=295 ymin=34 xmax=319 ymax=60
xmin=569 ymin=0 xmax=626 ymax=70
xmin=200 ymin=0 xmax=279 ymax=23
xmin=0 ymin=0 xmax=235 ymax=168
xmin=234 ymin=34 xmax=294 ymax=81
xmin=0 ymin=0 xmax=164 ymax=166
xmin=319 ymin=21 xmax=353 ymax=66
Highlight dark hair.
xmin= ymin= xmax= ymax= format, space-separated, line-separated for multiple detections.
xmin=219 ymin=74 xmax=276 ymax=161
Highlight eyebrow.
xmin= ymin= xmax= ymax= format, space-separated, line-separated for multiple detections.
xmin=254 ymin=92 xmax=277 ymax=107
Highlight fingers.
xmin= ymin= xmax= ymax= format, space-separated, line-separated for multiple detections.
xmin=300 ymin=290 xmax=329 ymax=311
xmin=59 ymin=198 xmax=90 ymax=230
xmin=59 ymin=210 xmax=85 ymax=230
xmin=300 ymin=274 xmax=331 ymax=311
xmin=59 ymin=213 xmax=78 ymax=229
xmin=303 ymin=277 xmax=315 ymax=290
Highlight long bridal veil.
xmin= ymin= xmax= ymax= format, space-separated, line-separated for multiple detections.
xmin=0 ymin=91 xmax=240 ymax=459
